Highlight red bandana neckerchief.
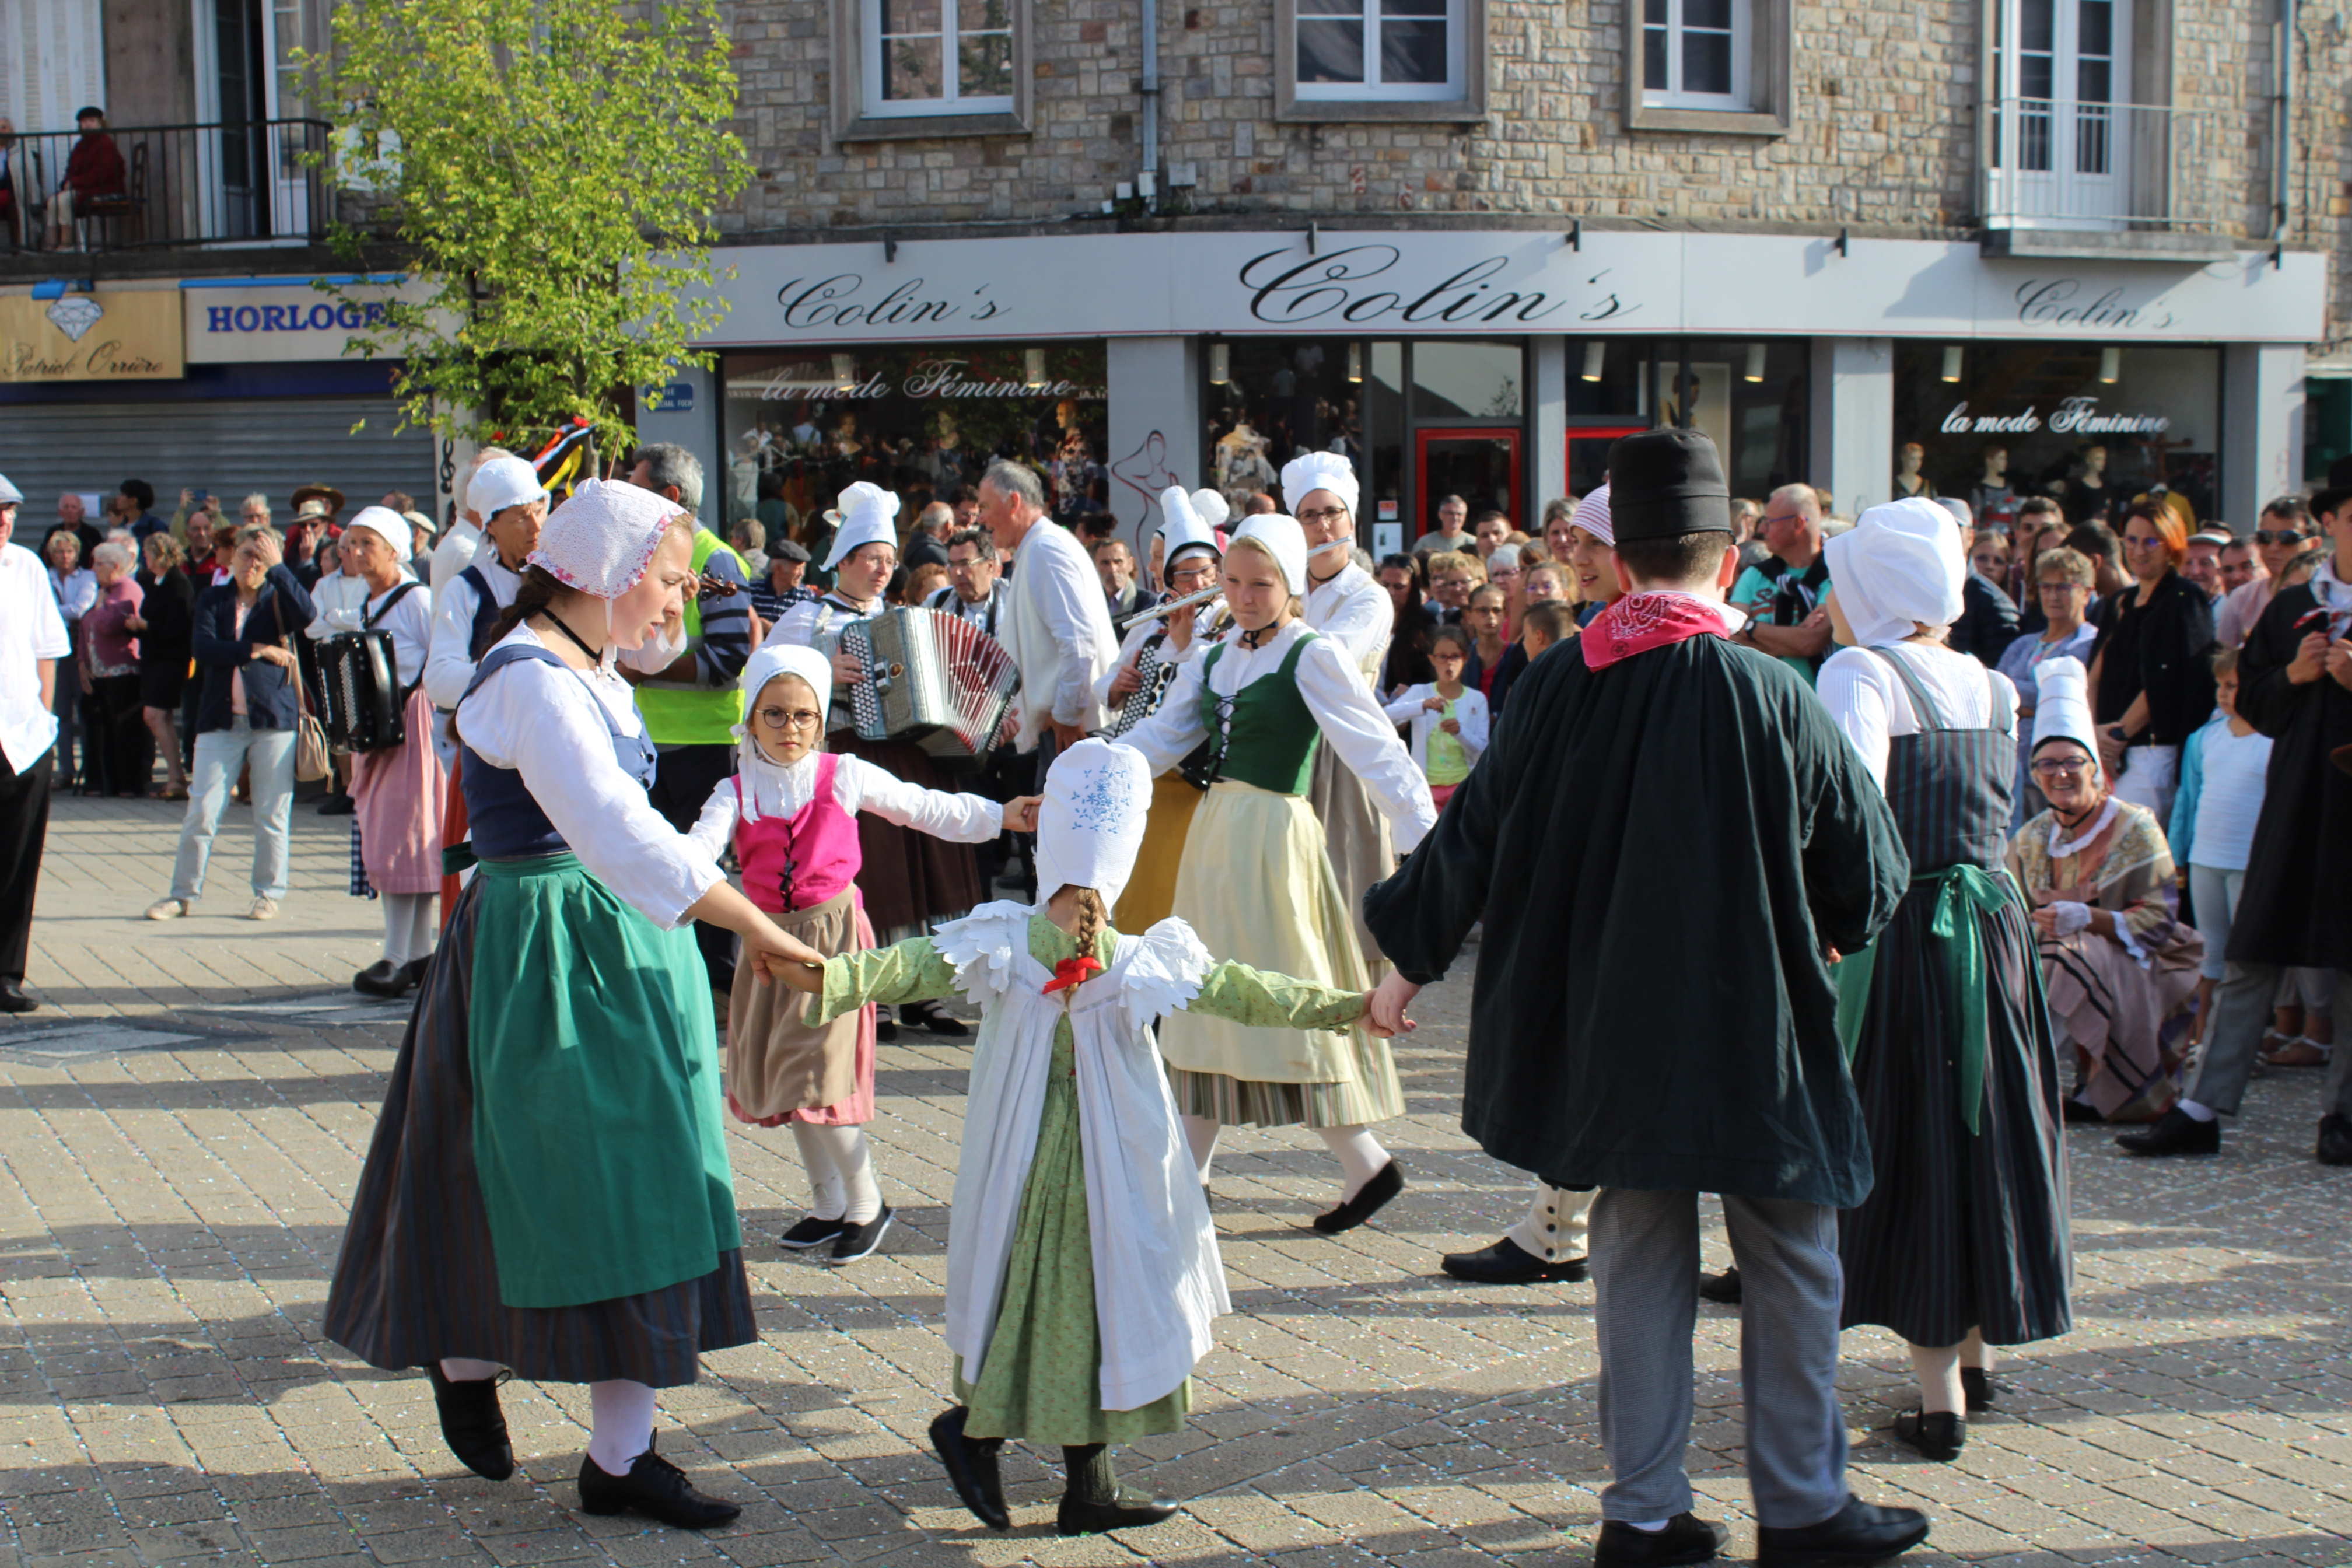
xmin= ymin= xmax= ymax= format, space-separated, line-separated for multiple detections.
xmin=1580 ymin=591 xmax=1738 ymax=671
xmin=1042 ymin=956 xmax=1104 ymax=995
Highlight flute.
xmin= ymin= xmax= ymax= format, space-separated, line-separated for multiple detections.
xmin=1115 ymin=581 xmax=1224 ymax=630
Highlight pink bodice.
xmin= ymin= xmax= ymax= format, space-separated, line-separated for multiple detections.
xmin=734 ymin=753 xmax=864 ymax=915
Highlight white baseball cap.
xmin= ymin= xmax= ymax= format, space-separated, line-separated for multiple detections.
xmin=0 ymin=473 xmax=20 ymax=506
xmin=467 ymin=453 xmax=548 ymax=522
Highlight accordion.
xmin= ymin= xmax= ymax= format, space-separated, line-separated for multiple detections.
xmin=838 ymin=606 xmax=1021 ymax=759
xmin=1104 ymin=630 xmax=1184 ymax=738
xmin=317 ymin=631 xmax=410 ymax=753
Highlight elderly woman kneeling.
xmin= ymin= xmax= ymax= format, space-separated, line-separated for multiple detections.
xmin=2006 ymin=656 xmax=2203 ymax=1124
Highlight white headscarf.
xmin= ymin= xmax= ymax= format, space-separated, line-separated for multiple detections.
xmin=823 ymin=481 xmax=901 ymax=571
xmin=1568 ymin=484 xmax=1614 ymax=548
xmin=1189 ymin=488 xmax=1231 ymax=531
xmin=1033 ymin=738 xmax=1153 ymax=913
xmin=1158 ymin=485 xmax=1224 ymax=568
xmin=733 ymin=643 xmax=836 ymax=823
xmin=1231 ymin=513 xmax=1309 ymax=596
xmin=342 ymin=505 xmax=414 ymax=565
xmin=467 ymin=453 xmax=548 ymax=522
xmin=1824 ymin=497 xmax=1967 ymax=648
xmin=526 ymin=478 xmax=686 ymax=599
xmin=2031 ymin=656 xmax=2097 ymax=760
xmin=1280 ymin=451 xmax=1360 ymax=518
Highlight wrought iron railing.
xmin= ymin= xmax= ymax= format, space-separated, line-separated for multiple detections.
xmin=1980 ymin=97 xmax=2223 ymax=233
xmin=1 ymin=120 xmax=332 ymax=253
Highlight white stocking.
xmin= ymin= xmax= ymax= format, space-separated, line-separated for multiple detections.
xmin=438 ymin=1357 xmax=502 ymax=1382
xmin=1908 ymin=1342 xmax=1965 ymax=1415
xmin=1959 ymin=1328 xmax=1995 ymax=1373
xmin=1182 ymin=1114 xmax=1222 ymax=1181
xmin=790 ymin=1120 xmax=848 ymax=1222
xmin=587 ymin=1379 xmax=657 ymax=1475
xmin=796 ymin=1122 xmax=882 ymax=1223
xmin=407 ymin=894 xmax=438 ymax=963
xmin=1316 ymin=1124 xmax=1389 ymax=1200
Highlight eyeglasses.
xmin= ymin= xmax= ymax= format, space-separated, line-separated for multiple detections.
xmin=1167 ymin=568 xmax=1216 ymax=590
xmin=1296 ymin=506 xmax=1349 ymax=524
xmin=754 ymin=705 xmax=824 ymax=731
xmin=2252 ymin=529 xmax=2307 ymax=546
xmin=1489 ymin=565 xmax=1522 ymax=580
xmin=2030 ymin=757 xmax=2092 ymax=779
xmin=2036 ymin=580 xmax=2089 ymax=594
xmin=2122 ymin=535 xmax=2169 ymax=551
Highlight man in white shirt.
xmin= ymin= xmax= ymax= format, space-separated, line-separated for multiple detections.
xmin=0 ymin=473 xmax=71 ymax=1012
xmin=980 ymin=459 xmax=1118 ymax=758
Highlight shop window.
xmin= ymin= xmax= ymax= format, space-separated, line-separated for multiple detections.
xmin=1622 ymin=0 xmax=1791 ymax=136
xmin=719 ymin=343 xmax=1107 ymax=538
xmin=1889 ymin=342 xmax=2220 ymax=529
xmin=1563 ymin=338 xmax=1806 ymax=502
xmin=1275 ymin=0 xmax=1488 ymax=124
xmin=830 ymin=0 xmax=1031 ymax=141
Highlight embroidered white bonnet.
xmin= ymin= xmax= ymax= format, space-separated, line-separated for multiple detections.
xmin=1033 ymin=738 xmax=1153 ymax=914
xmin=525 ymin=478 xmax=685 ymax=598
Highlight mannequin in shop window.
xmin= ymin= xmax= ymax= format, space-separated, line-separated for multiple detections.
xmin=1893 ymin=443 xmax=1936 ymax=500
xmin=2067 ymin=446 xmax=2113 ymax=524
xmin=1972 ymin=446 xmax=2016 ymax=524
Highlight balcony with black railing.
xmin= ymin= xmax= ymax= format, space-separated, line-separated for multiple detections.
xmin=1978 ymin=97 xmax=2238 ymax=260
xmin=0 ymin=120 xmax=333 ymax=255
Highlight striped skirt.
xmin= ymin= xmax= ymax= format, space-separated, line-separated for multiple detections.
xmin=1838 ymin=882 xmax=2073 ymax=1349
xmin=323 ymin=875 xmax=757 ymax=1388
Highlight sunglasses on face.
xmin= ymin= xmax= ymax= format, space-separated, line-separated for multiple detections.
xmin=2252 ymin=529 xmax=2306 ymax=546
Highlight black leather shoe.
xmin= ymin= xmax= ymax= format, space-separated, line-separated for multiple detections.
xmin=354 ymin=960 xmax=414 ymax=999
xmin=874 ymin=1006 xmax=899 ymax=1042
xmin=1440 ymin=1237 xmax=1588 ymax=1285
xmin=0 ymin=979 xmax=36 ymax=1014
xmin=426 ymin=1364 xmax=514 ymax=1481
xmin=900 ymin=999 xmax=969 ymax=1037
xmin=1755 ymin=1497 xmax=1930 ymax=1566
xmin=396 ymin=956 xmax=432 ymax=992
xmin=1057 ymin=1489 xmax=1180 ymax=1535
xmin=577 ymin=1437 xmax=740 ymax=1530
xmin=1891 ymin=1409 xmax=1964 ymax=1461
xmin=2115 ymin=1107 xmax=2220 ymax=1157
xmin=2062 ymin=1097 xmax=2104 ymax=1124
xmin=779 ymin=1215 xmax=849 ymax=1250
xmin=831 ymin=1206 xmax=894 ymax=1264
xmin=928 ymin=1406 xmax=1009 ymax=1530
xmin=1698 ymin=1267 xmax=1742 ymax=1305
xmin=1311 ymin=1160 xmax=1404 ymax=1234
xmin=1959 ymin=1367 xmax=2004 ymax=1413
xmin=1594 ymin=1512 xmax=1730 ymax=1566
xmin=2319 ymin=1114 xmax=2352 ymax=1167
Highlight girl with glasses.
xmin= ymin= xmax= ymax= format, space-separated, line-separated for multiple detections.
xmin=688 ymin=643 xmax=1039 ymax=1265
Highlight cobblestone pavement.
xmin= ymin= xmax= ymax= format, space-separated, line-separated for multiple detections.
xmin=3 ymin=794 xmax=2349 ymax=1568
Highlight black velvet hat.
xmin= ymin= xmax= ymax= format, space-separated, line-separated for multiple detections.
xmin=1606 ymin=428 xmax=1732 ymax=540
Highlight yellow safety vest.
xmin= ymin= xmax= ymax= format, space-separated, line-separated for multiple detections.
xmin=634 ymin=527 xmax=750 ymax=746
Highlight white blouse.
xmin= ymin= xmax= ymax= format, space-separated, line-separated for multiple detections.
xmin=352 ymin=578 xmax=434 ymax=687
xmin=685 ymin=751 xmax=1004 ymax=861
xmin=1121 ymin=618 xmax=1437 ymax=852
xmin=1818 ymin=640 xmax=2020 ymax=789
xmin=456 ymin=625 xmax=724 ymax=929
xmin=1303 ymin=562 xmax=1390 ymax=673
xmin=424 ymin=553 xmax=520 ymax=710
xmin=1382 ymin=682 xmax=1490 ymax=774
xmin=762 ymin=593 xmax=876 ymax=733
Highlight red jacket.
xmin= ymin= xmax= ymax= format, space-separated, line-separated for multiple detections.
xmin=63 ymin=132 xmax=125 ymax=198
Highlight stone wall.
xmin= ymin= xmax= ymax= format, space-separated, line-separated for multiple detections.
xmin=721 ymin=0 xmax=2347 ymax=344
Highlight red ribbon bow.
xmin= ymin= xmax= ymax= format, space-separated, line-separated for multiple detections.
xmin=1042 ymin=955 xmax=1104 ymax=995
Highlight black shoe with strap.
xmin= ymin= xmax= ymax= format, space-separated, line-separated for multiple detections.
xmin=2115 ymin=1106 xmax=2220 ymax=1157
xmin=899 ymin=999 xmax=970 ymax=1038
xmin=576 ymin=1436 xmax=741 ymax=1530
xmin=354 ymin=960 xmax=415 ymax=999
xmin=1755 ymin=1496 xmax=1930 ymax=1567
xmin=1594 ymin=1511 xmax=1730 ymax=1566
xmin=1959 ymin=1367 xmax=2004 ymax=1413
xmin=928 ymin=1406 xmax=1009 ymax=1530
xmin=1311 ymin=1160 xmax=1404 ymax=1234
xmin=1891 ymin=1409 xmax=1965 ymax=1461
xmin=425 ymin=1364 xmax=514 ymax=1482
xmin=1056 ymin=1443 xmax=1178 ymax=1536
xmin=1439 ymin=1237 xmax=1588 ymax=1285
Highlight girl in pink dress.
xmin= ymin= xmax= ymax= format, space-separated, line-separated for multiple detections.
xmin=691 ymin=645 xmax=1034 ymax=1263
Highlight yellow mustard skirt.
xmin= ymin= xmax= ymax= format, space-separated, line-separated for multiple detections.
xmin=1111 ymin=772 xmax=1204 ymax=933
xmin=1158 ymin=780 xmax=1403 ymax=1128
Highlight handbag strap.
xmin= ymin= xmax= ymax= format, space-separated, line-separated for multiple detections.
xmin=279 ymin=623 xmax=318 ymax=720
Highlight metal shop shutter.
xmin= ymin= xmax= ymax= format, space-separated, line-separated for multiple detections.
xmin=0 ymin=396 xmax=436 ymax=519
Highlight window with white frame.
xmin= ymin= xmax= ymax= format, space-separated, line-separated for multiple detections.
xmin=1641 ymin=0 xmax=1751 ymax=110
xmin=863 ymin=0 xmax=1015 ymax=117
xmin=1294 ymin=0 xmax=1464 ymax=102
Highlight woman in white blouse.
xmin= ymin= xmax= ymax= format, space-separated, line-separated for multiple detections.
xmin=324 ymin=481 xmax=807 ymax=1532
xmin=1122 ymin=514 xmax=1436 ymax=1234
xmin=325 ymin=508 xmax=446 ymax=999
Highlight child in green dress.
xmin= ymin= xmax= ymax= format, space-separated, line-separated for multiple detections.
xmin=771 ymin=737 xmax=1406 ymax=1535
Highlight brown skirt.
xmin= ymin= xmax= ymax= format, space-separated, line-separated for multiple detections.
xmin=832 ymin=732 xmax=983 ymax=933
xmin=727 ymin=887 xmax=873 ymax=1122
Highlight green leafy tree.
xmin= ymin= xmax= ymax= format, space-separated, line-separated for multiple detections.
xmin=304 ymin=0 xmax=750 ymax=452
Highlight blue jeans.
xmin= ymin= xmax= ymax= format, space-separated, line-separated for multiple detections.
xmin=170 ymin=719 xmax=296 ymax=902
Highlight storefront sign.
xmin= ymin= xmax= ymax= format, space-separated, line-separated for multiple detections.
xmin=181 ymin=279 xmax=426 ymax=364
xmin=701 ymin=232 xmax=2324 ymax=346
xmin=731 ymin=358 xmax=1107 ymax=403
xmin=0 ymin=290 xmax=183 ymax=382
xmin=1939 ymin=396 xmax=2172 ymax=438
